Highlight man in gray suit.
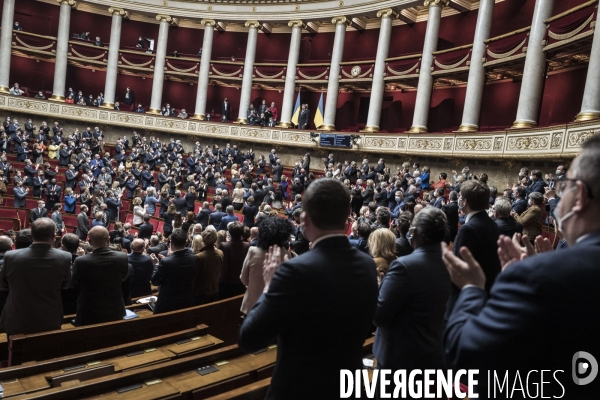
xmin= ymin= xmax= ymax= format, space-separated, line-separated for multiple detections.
xmin=0 ymin=218 xmax=72 ymax=335
xmin=76 ymin=205 xmax=90 ymax=240
xmin=13 ymin=181 xmax=28 ymax=208
xmin=72 ymin=226 xmax=129 ymax=326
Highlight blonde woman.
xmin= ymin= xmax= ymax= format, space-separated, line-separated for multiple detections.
xmin=232 ymin=181 xmax=245 ymax=211
xmin=368 ymin=228 xmax=397 ymax=277
xmin=216 ymin=230 xmax=228 ymax=248
xmin=191 ymin=235 xmax=205 ymax=254
xmin=132 ymin=197 xmax=145 ymax=226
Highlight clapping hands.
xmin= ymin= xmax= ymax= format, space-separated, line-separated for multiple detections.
xmin=262 ymin=245 xmax=289 ymax=293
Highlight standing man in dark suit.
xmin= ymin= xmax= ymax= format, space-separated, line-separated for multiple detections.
xmin=30 ymin=200 xmax=48 ymax=223
xmin=138 ymin=214 xmax=154 ymax=240
xmin=447 ymin=180 xmax=501 ymax=316
xmin=76 ymin=205 xmax=90 ymax=240
xmin=13 ymin=181 xmax=28 ymax=208
xmin=239 ymin=179 xmax=378 ymax=399
xmin=493 ymin=197 xmax=523 ymax=238
xmin=208 ymin=204 xmax=226 ymax=229
xmin=442 ymin=190 xmax=459 ymax=240
xmin=298 ymin=104 xmax=310 ymax=129
xmin=128 ymin=239 xmax=155 ymax=298
xmin=221 ymin=98 xmax=230 ymax=122
xmin=268 ymin=149 xmax=277 ymax=169
xmin=511 ymin=186 xmax=528 ymax=215
xmin=217 ymin=206 xmax=239 ymax=231
xmin=442 ymin=137 xmax=600 ymax=398
xmin=272 ymin=159 xmax=283 ymax=183
xmin=374 ymin=207 xmax=451 ymax=372
xmin=150 ymin=229 xmax=196 ymax=314
xmin=72 ymin=226 xmax=129 ymax=326
xmin=219 ymin=222 xmax=249 ymax=298
xmin=0 ymin=218 xmax=72 ymax=335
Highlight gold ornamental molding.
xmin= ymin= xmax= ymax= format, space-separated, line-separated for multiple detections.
xmin=288 ymin=20 xmax=307 ymax=29
xmin=108 ymin=7 xmax=130 ymax=19
xmin=57 ymin=0 xmax=77 ymax=7
xmin=0 ymin=95 xmax=594 ymax=160
xmin=245 ymin=20 xmax=262 ymax=30
xmin=201 ymin=19 xmax=217 ymax=28
xmin=424 ymin=0 xmax=450 ymax=8
xmin=377 ymin=8 xmax=399 ymax=19
xmin=331 ymin=16 xmax=352 ymax=26
xmin=156 ymin=14 xmax=178 ymax=26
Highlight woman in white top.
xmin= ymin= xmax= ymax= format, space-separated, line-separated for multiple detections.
xmin=132 ymin=197 xmax=145 ymax=226
xmin=232 ymin=181 xmax=245 ymax=211
xmin=240 ymin=217 xmax=296 ymax=314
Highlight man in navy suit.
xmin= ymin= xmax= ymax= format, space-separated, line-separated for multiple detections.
xmin=446 ymin=180 xmax=501 ymax=316
xmin=239 ymin=179 xmax=378 ymax=400
xmin=442 ymin=137 xmax=600 ymax=398
xmin=128 ymin=239 xmax=155 ymax=298
xmin=374 ymin=207 xmax=451 ymax=372
xmin=511 ymin=186 xmax=528 ymax=215
xmin=525 ymin=169 xmax=547 ymax=196
xmin=208 ymin=204 xmax=226 ymax=229
xmin=217 ymin=205 xmax=239 ymax=231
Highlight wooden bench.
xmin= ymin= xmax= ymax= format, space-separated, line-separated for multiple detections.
xmin=0 ymin=325 xmax=224 ymax=398
xmin=8 ymin=295 xmax=243 ymax=366
xmin=6 ymin=344 xmax=275 ymax=400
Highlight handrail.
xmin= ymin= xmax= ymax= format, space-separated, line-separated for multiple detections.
xmin=484 ymin=26 xmax=531 ymax=44
xmin=546 ymin=0 xmax=598 ymax=23
xmin=433 ymin=43 xmax=473 ymax=55
xmin=385 ymin=53 xmax=422 ymax=62
xmin=14 ymin=30 xmax=56 ymax=41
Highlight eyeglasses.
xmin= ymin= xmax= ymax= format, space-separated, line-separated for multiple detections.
xmin=556 ymin=178 xmax=594 ymax=199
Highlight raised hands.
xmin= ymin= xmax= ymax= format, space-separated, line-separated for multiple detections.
xmin=262 ymin=245 xmax=289 ymax=293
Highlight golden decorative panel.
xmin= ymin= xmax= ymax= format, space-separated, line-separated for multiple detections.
xmin=155 ymin=118 xmax=187 ymax=130
xmin=8 ymin=98 xmax=47 ymax=112
xmin=455 ymin=138 xmax=493 ymax=151
xmin=110 ymin=113 xmax=144 ymax=124
xmin=408 ymin=138 xmax=443 ymax=150
xmin=282 ymin=131 xmax=312 ymax=143
xmin=566 ymin=130 xmax=600 ymax=149
xmin=363 ymin=137 xmax=397 ymax=149
xmin=506 ymin=135 xmax=549 ymax=151
xmin=61 ymin=106 xmax=99 ymax=119
xmin=240 ymin=128 xmax=271 ymax=139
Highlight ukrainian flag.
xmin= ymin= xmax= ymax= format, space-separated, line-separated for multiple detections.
xmin=290 ymin=91 xmax=301 ymax=126
xmin=314 ymin=92 xmax=324 ymax=129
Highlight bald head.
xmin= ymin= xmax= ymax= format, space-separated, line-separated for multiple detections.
xmin=0 ymin=236 xmax=12 ymax=253
xmin=88 ymin=226 xmax=110 ymax=249
xmin=131 ymin=239 xmax=145 ymax=253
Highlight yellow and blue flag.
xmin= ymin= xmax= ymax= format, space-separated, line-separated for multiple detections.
xmin=290 ymin=91 xmax=301 ymax=126
xmin=314 ymin=92 xmax=324 ymax=128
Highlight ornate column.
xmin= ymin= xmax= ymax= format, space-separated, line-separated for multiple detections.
xmin=278 ymin=20 xmax=304 ymax=128
xmin=409 ymin=0 xmax=448 ymax=133
xmin=50 ymin=0 xmax=77 ymax=101
xmin=575 ymin=9 xmax=600 ymax=122
xmin=192 ymin=19 xmax=216 ymax=120
xmin=512 ymin=0 xmax=556 ymax=128
xmin=457 ymin=0 xmax=494 ymax=132
xmin=320 ymin=16 xmax=350 ymax=130
xmin=101 ymin=7 xmax=128 ymax=109
xmin=236 ymin=21 xmax=261 ymax=124
xmin=363 ymin=9 xmax=397 ymax=133
xmin=148 ymin=14 xmax=173 ymax=114
xmin=0 ymin=0 xmax=16 ymax=93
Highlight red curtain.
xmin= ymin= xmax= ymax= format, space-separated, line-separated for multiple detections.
xmin=487 ymin=31 xmax=529 ymax=57
xmin=548 ymin=4 xmax=596 ymax=34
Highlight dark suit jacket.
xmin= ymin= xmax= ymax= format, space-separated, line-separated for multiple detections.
xmin=239 ymin=236 xmax=378 ymax=399
xmin=495 ymin=216 xmax=523 ymax=238
xmin=442 ymin=201 xmax=459 ymax=240
xmin=30 ymin=207 xmax=48 ymax=222
xmin=512 ymin=198 xmax=527 ymax=215
xmin=151 ymin=249 xmax=196 ymax=314
xmin=217 ymin=214 xmax=239 ymax=231
xmin=72 ymin=248 xmax=129 ymax=326
xmin=0 ymin=244 xmax=71 ymax=335
xmin=447 ymin=211 xmax=501 ymax=316
xmin=209 ymin=211 xmax=226 ymax=228
xmin=76 ymin=212 xmax=90 ymax=240
xmin=128 ymin=252 xmax=155 ymax=298
xmin=445 ymin=232 xmax=600 ymax=398
xmin=373 ymin=244 xmax=451 ymax=370
xmin=138 ymin=222 xmax=153 ymax=240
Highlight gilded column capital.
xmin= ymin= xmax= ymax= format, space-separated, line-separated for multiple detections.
xmin=156 ymin=14 xmax=178 ymax=26
xmin=245 ymin=20 xmax=262 ymax=30
xmin=288 ymin=20 xmax=307 ymax=29
xmin=200 ymin=19 xmax=217 ymax=28
xmin=376 ymin=8 xmax=399 ymax=19
xmin=57 ymin=0 xmax=77 ymax=7
xmin=331 ymin=16 xmax=351 ymax=26
xmin=108 ymin=7 xmax=129 ymax=19
xmin=424 ymin=0 xmax=449 ymax=8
